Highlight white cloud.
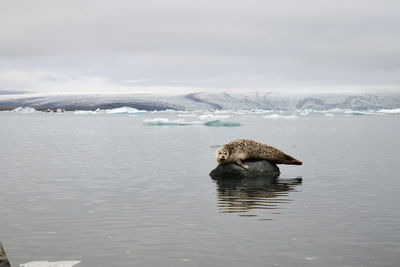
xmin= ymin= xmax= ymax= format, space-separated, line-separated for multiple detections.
xmin=0 ymin=0 xmax=399 ymax=94
xmin=0 ymin=69 xmax=207 ymax=94
xmin=0 ymin=69 xmax=126 ymax=93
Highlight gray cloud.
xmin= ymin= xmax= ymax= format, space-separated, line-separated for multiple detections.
xmin=0 ymin=0 xmax=399 ymax=93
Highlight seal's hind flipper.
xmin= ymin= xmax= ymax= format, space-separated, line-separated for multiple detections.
xmin=289 ymin=159 xmax=303 ymax=165
xmin=282 ymin=153 xmax=303 ymax=165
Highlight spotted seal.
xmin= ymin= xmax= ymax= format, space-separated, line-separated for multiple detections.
xmin=216 ymin=138 xmax=302 ymax=170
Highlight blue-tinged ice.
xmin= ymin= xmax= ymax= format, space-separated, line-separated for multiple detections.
xmin=11 ymin=107 xmax=37 ymax=113
xmin=203 ymin=120 xmax=241 ymax=127
xmin=143 ymin=118 xmax=202 ymax=126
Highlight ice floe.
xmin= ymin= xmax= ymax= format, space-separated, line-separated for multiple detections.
xmin=104 ymin=107 xmax=146 ymax=114
xmin=212 ymin=109 xmax=273 ymax=115
xmin=203 ymin=120 xmax=241 ymax=127
xmin=198 ymin=114 xmax=230 ymax=121
xmin=248 ymin=109 xmax=274 ymax=114
xmin=73 ymin=110 xmax=98 ymax=115
xmin=143 ymin=118 xmax=241 ymax=127
xmin=213 ymin=110 xmax=233 ymax=114
xmin=263 ymin=114 xmax=298 ymax=119
xmin=152 ymin=109 xmax=178 ymax=113
xmin=20 ymin=261 xmax=81 ymax=267
xmin=11 ymin=107 xmax=37 ymax=113
xmin=73 ymin=107 xmax=146 ymax=114
xmin=343 ymin=110 xmax=378 ymax=115
xmin=143 ymin=118 xmax=202 ymax=126
xmin=235 ymin=109 xmax=273 ymax=115
xmin=377 ymin=108 xmax=400 ymax=114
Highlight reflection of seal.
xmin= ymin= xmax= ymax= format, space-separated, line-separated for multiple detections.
xmin=215 ymin=177 xmax=302 ymax=215
xmin=216 ymin=138 xmax=302 ymax=170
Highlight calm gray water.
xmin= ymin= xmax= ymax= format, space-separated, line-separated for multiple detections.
xmin=1 ymin=111 xmax=400 ymax=266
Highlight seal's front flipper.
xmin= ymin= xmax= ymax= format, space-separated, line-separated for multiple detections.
xmin=236 ymin=160 xmax=249 ymax=170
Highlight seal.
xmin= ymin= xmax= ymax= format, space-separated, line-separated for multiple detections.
xmin=216 ymin=138 xmax=302 ymax=170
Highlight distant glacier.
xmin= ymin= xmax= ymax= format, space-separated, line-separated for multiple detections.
xmin=0 ymin=91 xmax=400 ymax=111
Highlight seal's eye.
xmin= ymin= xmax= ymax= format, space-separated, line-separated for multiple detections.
xmin=224 ymin=152 xmax=227 ymax=155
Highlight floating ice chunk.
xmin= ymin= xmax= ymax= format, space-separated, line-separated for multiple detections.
xmin=249 ymin=109 xmax=274 ymax=114
xmin=343 ymin=110 xmax=378 ymax=115
xmin=263 ymin=114 xmax=297 ymax=119
xmin=377 ymin=108 xmax=400 ymax=114
xmin=152 ymin=109 xmax=177 ymax=113
xmin=104 ymin=107 xmax=146 ymax=114
xmin=20 ymin=261 xmax=81 ymax=267
xmin=214 ymin=110 xmax=233 ymax=114
xmin=263 ymin=114 xmax=280 ymax=119
xmin=329 ymin=108 xmax=348 ymax=113
xmin=325 ymin=113 xmax=334 ymax=117
xmin=198 ymin=114 xmax=230 ymax=121
xmin=233 ymin=109 xmax=273 ymax=115
xmin=143 ymin=118 xmax=202 ymax=126
xmin=299 ymin=109 xmax=314 ymax=114
xmin=93 ymin=108 xmax=105 ymax=114
xmin=11 ymin=107 xmax=37 ymax=113
xmin=203 ymin=120 xmax=241 ymax=127
xmin=73 ymin=110 xmax=97 ymax=115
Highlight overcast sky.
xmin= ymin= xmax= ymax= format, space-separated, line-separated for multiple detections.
xmin=0 ymin=0 xmax=399 ymax=95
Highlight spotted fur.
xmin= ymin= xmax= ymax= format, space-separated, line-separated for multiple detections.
xmin=216 ymin=138 xmax=302 ymax=165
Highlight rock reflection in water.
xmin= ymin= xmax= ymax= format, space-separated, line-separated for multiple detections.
xmin=214 ymin=176 xmax=302 ymax=217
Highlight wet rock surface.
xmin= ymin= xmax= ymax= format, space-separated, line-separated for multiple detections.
xmin=209 ymin=160 xmax=280 ymax=180
xmin=0 ymin=243 xmax=11 ymax=267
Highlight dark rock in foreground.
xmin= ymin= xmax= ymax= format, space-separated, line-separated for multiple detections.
xmin=0 ymin=242 xmax=11 ymax=267
xmin=209 ymin=160 xmax=280 ymax=180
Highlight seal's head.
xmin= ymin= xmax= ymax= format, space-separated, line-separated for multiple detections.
xmin=216 ymin=147 xmax=230 ymax=164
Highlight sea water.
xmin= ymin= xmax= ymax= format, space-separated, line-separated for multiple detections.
xmin=1 ymin=111 xmax=400 ymax=266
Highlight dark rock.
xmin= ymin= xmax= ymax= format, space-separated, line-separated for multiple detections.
xmin=209 ymin=159 xmax=280 ymax=180
xmin=0 ymin=242 xmax=11 ymax=267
